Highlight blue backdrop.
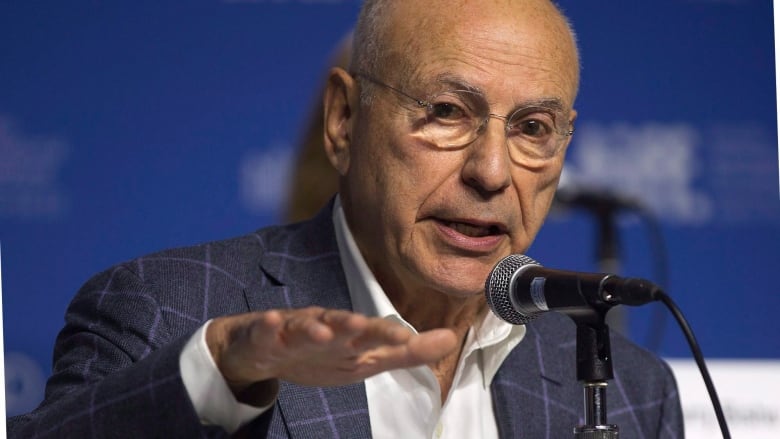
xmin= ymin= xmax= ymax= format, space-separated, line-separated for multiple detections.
xmin=2 ymin=0 xmax=778 ymax=416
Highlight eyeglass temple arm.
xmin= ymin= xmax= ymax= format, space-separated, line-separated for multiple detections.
xmin=352 ymin=72 xmax=430 ymax=108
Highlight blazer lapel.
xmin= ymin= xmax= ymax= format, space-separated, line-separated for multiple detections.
xmin=243 ymin=205 xmax=372 ymax=438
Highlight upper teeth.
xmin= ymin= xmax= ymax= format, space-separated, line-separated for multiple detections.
xmin=449 ymin=222 xmax=494 ymax=237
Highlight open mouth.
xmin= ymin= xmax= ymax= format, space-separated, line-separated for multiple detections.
xmin=444 ymin=221 xmax=503 ymax=238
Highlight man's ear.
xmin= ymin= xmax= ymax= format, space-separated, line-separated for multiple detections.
xmin=323 ymin=67 xmax=358 ymax=176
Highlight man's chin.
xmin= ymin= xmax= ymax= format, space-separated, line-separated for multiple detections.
xmin=426 ymin=271 xmax=492 ymax=299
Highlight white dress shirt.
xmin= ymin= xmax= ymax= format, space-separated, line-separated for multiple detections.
xmin=180 ymin=198 xmax=526 ymax=437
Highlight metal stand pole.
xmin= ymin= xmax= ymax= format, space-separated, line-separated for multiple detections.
xmin=595 ymin=206 xmax=627 ymax=336
xmin=572 ymin=321 xmax=619 ymax=438
xmin=582 ymin=204 xmax=624 ymax=436
xmin=574 ymin=382 xmax=618 ymax=438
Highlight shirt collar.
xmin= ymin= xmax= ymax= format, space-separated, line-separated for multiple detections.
xmin=332 ymin=196 xmax=525 ymax=386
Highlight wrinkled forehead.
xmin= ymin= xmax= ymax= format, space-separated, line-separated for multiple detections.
xmin=378 ymin=0 xmax=579 ymax=106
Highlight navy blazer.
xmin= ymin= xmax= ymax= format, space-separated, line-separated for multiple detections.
xmin=9 ymin=206 xmax=683 ymax=438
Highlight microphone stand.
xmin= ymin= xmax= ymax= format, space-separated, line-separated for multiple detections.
xmin=554 ymin=187 xmax=637 ymax=336
xmin=572 ymin=314 xmax=619 ymax=438
xmin=594 ymin=203 xmax=625 ymax=331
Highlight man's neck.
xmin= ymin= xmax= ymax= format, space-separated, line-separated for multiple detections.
xmin=385 ymin=286 xmax=486 ymax=334
xmin=383 ymin=283 xmax=488 ymax=402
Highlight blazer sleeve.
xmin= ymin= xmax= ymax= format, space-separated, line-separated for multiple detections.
xmin=7 ymin=263 xmax=273 ymax=438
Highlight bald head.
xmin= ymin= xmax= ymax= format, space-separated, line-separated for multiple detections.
xmin=351 ymin=0 xmax=580 ymax=100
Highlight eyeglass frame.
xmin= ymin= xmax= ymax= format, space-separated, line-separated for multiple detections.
xmin=352 ymin=71 xmax=575 ymax=163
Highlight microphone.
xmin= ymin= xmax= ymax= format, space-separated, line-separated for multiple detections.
xmin=554 ymin=185 xmax=642 ymax=212
xmin=484 ymin=254 xmax=663 ymax=325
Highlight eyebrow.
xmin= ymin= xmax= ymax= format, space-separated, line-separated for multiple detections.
xmin=431 ymin=72 xmax=485 ymax=94
xmin=429 ymin=72 xmax=568 ymax=114
xmin=514 ymin=98 xmax=566 ymax=112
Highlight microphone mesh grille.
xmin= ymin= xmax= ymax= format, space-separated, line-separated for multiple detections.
xmin=485 ymin=254 xmax=540 ymax=325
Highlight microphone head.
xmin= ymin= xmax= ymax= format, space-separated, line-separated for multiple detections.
xmin=485 ymin=254 xmax=541 ymax=325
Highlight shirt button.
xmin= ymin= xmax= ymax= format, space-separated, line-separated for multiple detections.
xmin=435 ymin=422 xmax=443 ymax=438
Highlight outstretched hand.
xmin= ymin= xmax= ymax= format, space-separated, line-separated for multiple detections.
xmin=206 ymin=307 xmax=458 ymax=402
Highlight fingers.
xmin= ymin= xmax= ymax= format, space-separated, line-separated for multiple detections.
xmin=349 ymin=318 xmax=412 ymax=351
xmin=208 ymin=307 xmax=459 ymax=390
xmin=407 ymin=328 xmax=459 ymax=363
xmin=350 ymin=328 xmax=458 ymax=375
xmin=282 ymin=308 xmax=368 ymax=345
xmin=272 ymin=308 xmax=410 ymax=354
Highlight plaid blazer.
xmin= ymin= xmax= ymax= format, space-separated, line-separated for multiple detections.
xmin=8 ymin=205 xmax=683 ymax=438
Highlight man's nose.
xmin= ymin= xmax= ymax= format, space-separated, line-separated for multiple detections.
xmin=460 ymin=116 xmax=512 ymax=195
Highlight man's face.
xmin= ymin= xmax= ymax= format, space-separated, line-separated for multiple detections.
xmin=335 ymin=0 xmax=578 ymax=301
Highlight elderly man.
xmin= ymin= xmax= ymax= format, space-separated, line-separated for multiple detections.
xmin=9 ymin=0 xmax=683 ymax=437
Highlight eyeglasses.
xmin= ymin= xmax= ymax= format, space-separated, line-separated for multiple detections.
xmin=354 ymin=72 xmax=574 ymax=166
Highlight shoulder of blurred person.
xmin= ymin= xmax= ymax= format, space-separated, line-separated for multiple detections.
xmin=286 ymin=34 xmax=352 ymax=223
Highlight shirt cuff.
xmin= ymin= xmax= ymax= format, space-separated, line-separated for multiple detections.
xmin=179 ymin=320 xmax=277 ymax=433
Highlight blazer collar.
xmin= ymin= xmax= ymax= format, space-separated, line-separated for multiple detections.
xmin=244 ymin=201 xmax=351 ymax=312
xmin=243 ymin=202 xmax=372 ymax=438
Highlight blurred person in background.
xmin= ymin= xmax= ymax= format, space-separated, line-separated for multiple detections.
xmin=286 ymin=34 xmax=351 ymax=223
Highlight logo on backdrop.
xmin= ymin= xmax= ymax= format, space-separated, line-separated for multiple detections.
xmin=239 ymin=143 xmax=294 ymax=215
xmin=5 ymin=351 xmax=46 ymax=417
xmin=0 ymin=115 xmax=69 ymax=220
xmin=562 ymin=121 xmax=779 ymax=225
